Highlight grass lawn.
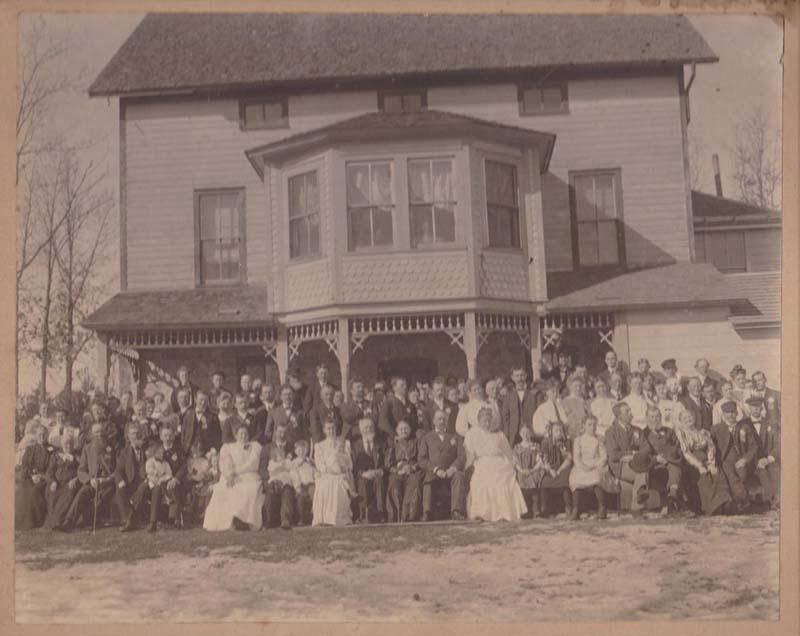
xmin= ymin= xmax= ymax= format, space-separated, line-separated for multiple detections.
xmin=15 ymin=512 xmax=780 ymax=623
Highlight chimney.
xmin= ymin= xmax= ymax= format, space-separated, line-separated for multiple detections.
xmin=712 ymin=154 xmax=723 ymax=197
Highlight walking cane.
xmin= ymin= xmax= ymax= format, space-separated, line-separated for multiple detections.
xmin=92 ymin=481 xmax=100 ymax=535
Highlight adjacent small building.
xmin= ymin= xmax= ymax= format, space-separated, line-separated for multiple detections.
xmin=83 ymin=13 xmax=781 ymax=398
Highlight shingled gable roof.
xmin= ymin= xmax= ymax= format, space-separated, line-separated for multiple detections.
xmin=245 ymin=110 xmax=556 ymax=175
xmin=89 ymin=13 xmax=717 ymax=97
xmin=545 ymin=263 xmax=756 ymax=314
xmin=692 ymin=190 xmax=781 ymax=226
xmin=83 ymin=286 xmax=271 ymax=331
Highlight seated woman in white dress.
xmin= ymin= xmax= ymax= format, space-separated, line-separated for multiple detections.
xmin=312 ymin=418 xmax=355 ymax=526
xmin=568 ymin=415 xmax=608 ymax=520
xmin=203 ymin=425 xmax=265 ymax=531
xmin=464 ymin=407 xmax=527 ymax=522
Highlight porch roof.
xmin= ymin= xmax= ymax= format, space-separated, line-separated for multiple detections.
xmin=544 ymin=263 xmax=758 ymax=314
xmin=83 ymin=286 xmax=272 ymax=331
xmin=245 ymin=110 xmax=556 ymax=175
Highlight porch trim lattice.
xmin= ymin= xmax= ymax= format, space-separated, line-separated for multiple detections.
xmin=109 ymin=325 xmax=278 ymax=350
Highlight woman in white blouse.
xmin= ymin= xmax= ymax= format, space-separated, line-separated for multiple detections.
xmin=312 ymin=419 xmax=355 ymax=526
xmin=455 ymin=380 xmax=498 ymax=437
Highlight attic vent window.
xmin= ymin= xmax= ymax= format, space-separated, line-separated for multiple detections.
xmin=518 ymin=82 xmax=569 ymax=116
xmin=240 ymin=96 xmax=289 ymax=130
xmin=378 ymin=90 xmax=427 ymax=114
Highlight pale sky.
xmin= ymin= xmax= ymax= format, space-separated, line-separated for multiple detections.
xmin=16 ymin=13 xmax=784 ymax=394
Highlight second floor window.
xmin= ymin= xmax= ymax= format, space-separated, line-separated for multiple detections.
xmin=696 ymin=231 xmax=746 ymax=273
xmin=408 ymin=158 xmax=456 ymax=248
xmin=196 ymin=189 xmax=245 ymax=285
xmin=486 ymin=160 xmax=520 ymax=249
xmin=378 ymin=90 xmax=427 ymax=113
xmin=347 ymin=161 xmax=394 ymax=250
xmin=288 ymin=171 xmax=321 ymax=260
xmin=240 ymin=97 xmax=288 ymax=130
xmin=519 ymin=82 xmax=568 ymax=116
xmin=570 ymin=170 xmax=625 ymax=267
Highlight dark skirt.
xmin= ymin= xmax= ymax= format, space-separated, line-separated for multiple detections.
xmin=686 ymin=451 xmax=731 ymax=515
xmin=45 ymin=483 xmax=79 ymax=529
xmin=386 ymin=472 xmax=421 ymax=522
xmin=15 ymin=480 xmax=48 ymax=530
xmin=540 ymin=468 xmax=571 ymax=490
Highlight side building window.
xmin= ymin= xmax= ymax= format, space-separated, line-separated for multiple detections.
xmin=695 ymin=231 xmax=746 ymax=273
xmin=240 ymin=97 xmax=288 ymax=130
xmin=570 ymin=170 xmax=625 ymax=267
xmin=408 ymin=158 xmax=456 ymax=248
xmin=378 ymin=90 xmax=427 ymax=113
xmin=195 ymin=189 xmax=246 ymax=286
xmin=485 ymin=160 xmax=520 ymax=249
xmin=346 ymin=161 xmax=394 ymax=250
xmin=288 ymin=171 xmax=321 ymax=260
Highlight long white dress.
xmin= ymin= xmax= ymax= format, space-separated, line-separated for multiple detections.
xmin=203 ymin=441 xmax=265 ymax=531
xmin=464 ymin=427 xmax=527 ymax=522
xmin=312 ymin=438 xmax=354 ymax=526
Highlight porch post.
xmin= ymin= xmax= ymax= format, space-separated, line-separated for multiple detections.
xmin=529 ymin=314 xmax=542 ymax=381
xmin=96 ymin=333 xmax=111 ymax=395
xmin=337 ymin=318 xmax=351 ymax=393
xmin=464 ymin=311 xmax=478 ymax=379
xmin=276 ymin=324 xmax=289 ymax=381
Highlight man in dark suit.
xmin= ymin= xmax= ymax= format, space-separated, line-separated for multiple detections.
xmin=59 ymin=422 xmax=116 ymax=530
xmin=222 ymin=393 xmax=257 ymax=444
xmin=117 ymin=424 xmax=149 ymax=532
xmin=309 ymin=385 xmax=342 ymax=443
xmin=207 ymin=370 xmax=229 ymax=415
xmin=680 ymin=377 xmax=713 ymax=432
xmin=418 ymin=410 xmax=467 ymax=521
xmin=147 ymin=426 xmax=187 ymax=530
xmin=629 ymin=405 xmax=683 ymax=513
xmin=545 ymin=351 xmax=573 ymax=396
xmin=303 ymin=363 xmax=337 ymax=414
xmin=266 ymin=384 xmax=308 ymax=445
xmin=339 ymin=378 xmax=376 ymax=442
xmin=712 ymin=400 xmax=759 ymax=511
xmin=743 ymin=396 xmax=780 ymax=509
xmin=378 ymin=377 xmax=419 ymax=438
xmin=501 ymin=366 xmax=543 ymax=446
xmin=169 ymin=366 xmax=198 ymax=414
xmin=253 ymin=383 xmax=277 ymax=444
xmin=598 ymin=350 xmax=630 ymax=396
xmin=604 ymin=402 xmax=645 ymax=511
xmin=420 ymin=376 xmax=458 ymax=435
xmin=750 ymin=371 xmax=781 ymax=423
xmin=262 ymin=421 xmax=297 ymax=529
xmin=180 ymin=392 xmax=221 ymax=454
xmin=351 ymin=418 xmax=387 ymax=523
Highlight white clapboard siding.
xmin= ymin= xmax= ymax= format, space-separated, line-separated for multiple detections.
xmin=626 ymin=307 xmax=781 ymax=388
xmin=745 ymin=228 xmax=781 ymax=272
xmin=124 ymin=92 xmax=375 ymax=290
xmin=428 ymin=74 xmax=691 ymax=271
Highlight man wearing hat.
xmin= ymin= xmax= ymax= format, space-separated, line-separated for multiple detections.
xmin=711 ymin=400 xmax=759 ymax=512
xmin=629 ymin=406 xmax=683 ymax=514
xmin=741 ymin=396 xmax=780 ymax=509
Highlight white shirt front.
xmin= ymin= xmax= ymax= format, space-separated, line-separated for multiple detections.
xmin=622 ymin=393 xmax=650 ymax=429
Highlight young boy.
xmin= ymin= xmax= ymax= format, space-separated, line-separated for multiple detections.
xmin=291 ymin=440 xmax=315 ymax=526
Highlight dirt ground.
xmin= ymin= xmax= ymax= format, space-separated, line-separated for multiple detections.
xmin=15 ymin=512 xmax=779 ymax=623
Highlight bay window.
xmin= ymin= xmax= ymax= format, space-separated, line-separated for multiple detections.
xmin=485 ymin=160 xmax=520 ymax=249
xmin=346 ymin=161 xmax=394 ymax=250
xmin=288 ymin=170 xmax=321 ymax=259
xmin=408 ymin=158 xmax=456 ymax=248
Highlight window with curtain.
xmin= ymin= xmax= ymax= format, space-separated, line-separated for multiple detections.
xmin=288 ymin=171 xmax=321 ymax=260
xmin=485 ymin=160 xmax=520 ymax=249
xmin=571 ymin=170 xmax=624 ymax=267
xmin=346 ymin=161 xmax=394 ymax=250
xmin=695 ymin=231 xmax=746 ymax=272
xmin=196 ymin=189 xmax=245 ymax=285
xmin=408 ymin=158 xmax=456 ymax=248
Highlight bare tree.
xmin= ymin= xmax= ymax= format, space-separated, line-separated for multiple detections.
xmin=733 ymin=108 xmax=782 ymax=210
xmin=52 ymin=153 xmax=113 ymax=408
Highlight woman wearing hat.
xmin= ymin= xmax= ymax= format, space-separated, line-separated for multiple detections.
xmin=675 ymin=410 xmax=730 ymax=516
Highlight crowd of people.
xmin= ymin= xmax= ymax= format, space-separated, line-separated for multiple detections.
xmin=14 ymin=346 xmax=781 ymax=534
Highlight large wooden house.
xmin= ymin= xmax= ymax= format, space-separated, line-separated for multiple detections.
xmin=84 ymin=13 xmax=780 ymax=396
